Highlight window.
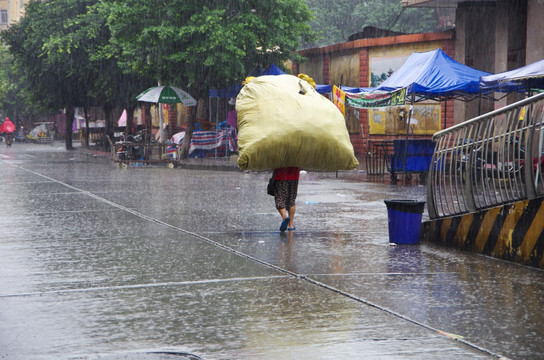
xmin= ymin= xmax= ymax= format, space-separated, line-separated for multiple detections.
xmin=0 ymin=10 xmax=7 ymax=24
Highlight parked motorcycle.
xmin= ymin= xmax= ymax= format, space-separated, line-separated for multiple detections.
xmin=457 ymin=137 xmax=526 ymax=184
xmin=115 ymin=130 xmax=146 ymax=161
xmin=456 ymin=139 xmax=488 ymax=183
xmin=5 ymin=133 xmax=12 ymax=147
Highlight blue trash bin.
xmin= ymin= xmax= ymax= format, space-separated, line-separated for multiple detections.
xmin=384 ymin=200 xmax=426 ymax=244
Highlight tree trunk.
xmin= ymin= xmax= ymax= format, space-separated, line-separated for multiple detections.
xmin=104 ymin=103 xmax=113 ymax=133
xmin=179 ymin=105 xmax=197 ymax=159
xmin=145 ymin=105 xmax=152 ymax=143
xmin=65 ymin=106 xmax=74 ymax=150
xmin=84 ymin=105 xmax=90 ymax=148
xmin=126 ymin=105 xmax=135 ymax=135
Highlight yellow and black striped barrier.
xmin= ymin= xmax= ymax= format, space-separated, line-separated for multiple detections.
xmin=422 ymin=197 xmax=544 ymax=269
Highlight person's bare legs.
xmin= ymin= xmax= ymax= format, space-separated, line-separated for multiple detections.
xmin=287 ymin=205 xmax=296 ymax=229
xmin=278 ymin=207 xmax=290 ymax=232
xmin=278 ymin=207 xmax=288 ymax=220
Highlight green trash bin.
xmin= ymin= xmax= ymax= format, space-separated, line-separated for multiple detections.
xmin=384 ymin=200 xmax=426 ymax=244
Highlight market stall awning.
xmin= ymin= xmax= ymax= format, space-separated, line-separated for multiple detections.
xmin=252 ymin=63 xmax=285 ymax=76
xmin=480 ymin=58 xmax=544 ymax=94
xmin=315 ymin=84 xmax=332 ymax=94
xmin=376 ymin=48 xmax=491 ymax=102
xmin=210 ymin=63 xmax=332 ymax=97
xmin=341 ymin=86 xmax=375 ymax=93
xmin=334 ymin=85 xmax=406 ymax=111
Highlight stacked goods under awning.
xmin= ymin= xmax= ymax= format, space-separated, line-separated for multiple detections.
xmin=480 ymin=58 xmax=544 ymax=96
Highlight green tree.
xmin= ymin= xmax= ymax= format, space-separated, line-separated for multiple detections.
xmin=303 ymin=0 xmax=361 ymax=47
xmin=2 ymin=0 xmax=99 ymax=149
xmin=2 ymin=0 xmax=152 ymax=149
xmin=304 ymin=0 xmax=451 ymax=48
xmin=102 ymin=0 xmax=314 ymax=157
xmin=71 ymin=3 xmax=154 ymax=140
xmin=0 ymin=45 xmax=36 ymax=126
xmin=351 ymin=0 xmax=437 ymax=34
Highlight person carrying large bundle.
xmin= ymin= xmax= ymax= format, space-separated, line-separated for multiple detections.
xmin=236 ymin=74 xmax=359 ymax=231
xmin=236 ymin=74 xmax=358 ymax=171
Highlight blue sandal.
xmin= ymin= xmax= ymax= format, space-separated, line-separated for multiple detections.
xmin=280 ymin=217 xmax=290 ymax=232
xmin=287 ymin=226 xmax=296 ymax=231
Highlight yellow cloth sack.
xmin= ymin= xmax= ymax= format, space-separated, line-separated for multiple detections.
xmin=236 ymin=74 xmax=359 ymax=171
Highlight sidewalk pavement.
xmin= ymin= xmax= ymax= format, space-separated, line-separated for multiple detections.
xmin=80 ymin=144 xmax=368 ymax=173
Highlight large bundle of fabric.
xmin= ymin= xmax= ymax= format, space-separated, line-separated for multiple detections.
xmin=236 ymin=74 xmax=359 ymax=171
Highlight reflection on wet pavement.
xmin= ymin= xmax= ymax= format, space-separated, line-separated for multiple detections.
xmin=0 ymin=144 xmax=542 ymax=359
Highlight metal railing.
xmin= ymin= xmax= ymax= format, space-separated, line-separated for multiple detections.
xmin=366 ymin=141 xmax=394 ymax=175
xmin=427 ymin=92 xmax=544 ymax=219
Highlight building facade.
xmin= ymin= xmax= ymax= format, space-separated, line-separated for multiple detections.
xmin=403 ymin=0 xmax=544 ymax=118
xmin=296 ymin=0 xmax=543 ymax=157
xmin=297 ymin=31 xmax=456 ymax=156
xmin=0 ymin=0 xmax=29 ymax=30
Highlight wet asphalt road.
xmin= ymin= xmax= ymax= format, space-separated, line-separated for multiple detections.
xmin=0 ymin=141 xmax=543 ymax=360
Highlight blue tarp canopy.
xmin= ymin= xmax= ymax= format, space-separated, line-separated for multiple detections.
xmin=254 ymin=63 xmax=285 ymax=76
xmin=210 ymin=63 xmax=331 ymax=97
xmin=315 ymin=84 xmax=332 ymax=94
xmin=341 ymin=86 xmax=374 ymax=93
xmin=376 ymin=49 xmax=491 ymax=102
xmin=210 ymin=64 xmax=286 ymax=98
xmin=480 ymin=58 xmax=544 ymax=94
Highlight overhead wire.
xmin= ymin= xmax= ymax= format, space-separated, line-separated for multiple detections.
xmin=386 ymin=6 xmax=406 ymax=31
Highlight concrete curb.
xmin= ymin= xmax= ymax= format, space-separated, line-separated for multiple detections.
xmin=79 ymin=145 xmax=242 ymax=172
xmin=79 ymin=145 xmax=366 ymax=173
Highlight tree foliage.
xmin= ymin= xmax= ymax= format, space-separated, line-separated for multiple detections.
xmin=2 ymin=0 xmax=153 ymax=149
xmin=103 ymin=0 xmax=314 ymax=97
xmin=304 ymin=0 xmax=452 ymax=48
xmin=0 ymin=45 xmax=36 ymax=123
xmin=2 ymin=0 xmax=101 ymax=149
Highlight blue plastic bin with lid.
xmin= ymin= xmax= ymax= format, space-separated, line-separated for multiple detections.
xmin=384 ymin=199 xmax=426 ymax=244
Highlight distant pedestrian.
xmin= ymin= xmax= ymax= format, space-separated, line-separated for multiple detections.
xmin=273 ymin=167 xmax=300 ymax=232
xmin=227 ymin=98 xmax=237 ymax=130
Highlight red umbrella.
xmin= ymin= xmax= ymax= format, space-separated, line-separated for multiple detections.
xmin=0 ymin=118 xmax=15 ymax=133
